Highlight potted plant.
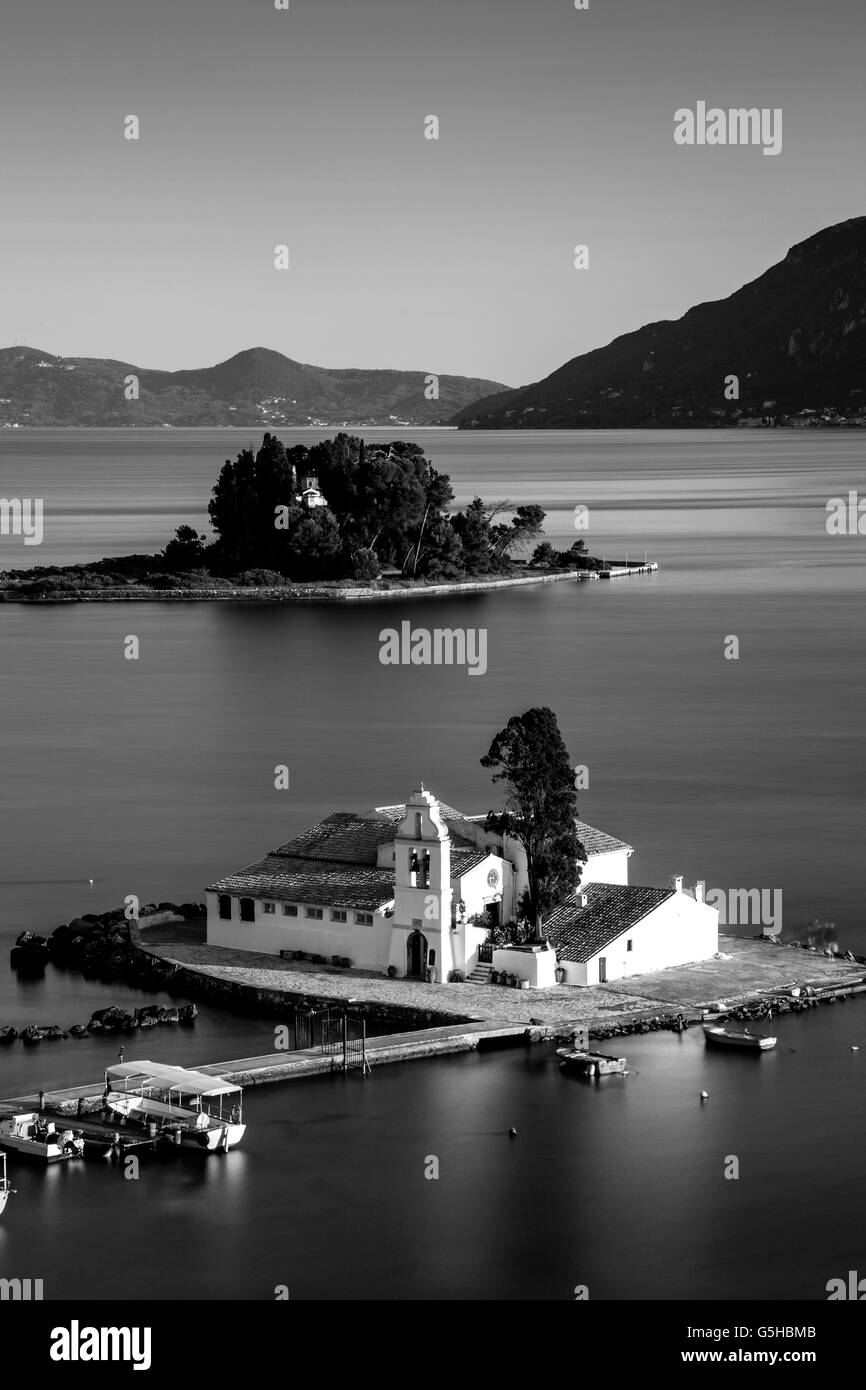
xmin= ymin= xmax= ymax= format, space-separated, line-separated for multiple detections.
xmin=425 ymin=965 xmax=436 ymax=984
xmin=387 ymin=965 xmax=397 ymax=978
xmin=490 ymin=969 xmax=500 ymax=985
xmin=555 ymin=958 xmax=566 ymax=984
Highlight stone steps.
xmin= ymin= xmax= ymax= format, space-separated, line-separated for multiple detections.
xmin=467 ymin=964 xmax=493 ymax=985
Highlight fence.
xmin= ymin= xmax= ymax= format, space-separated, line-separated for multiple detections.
xmin=293 ymin=1007 xmax=369 ymax=1073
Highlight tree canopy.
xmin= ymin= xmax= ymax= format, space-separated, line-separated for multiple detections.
xmin=480 ymin=707 xmax=587 ymax=939
xmin=201 ymin=432 xmax=553 ymax=583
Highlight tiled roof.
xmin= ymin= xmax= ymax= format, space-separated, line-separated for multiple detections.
xmin=544 ymin=884 xmax=673 ymax=963
xmin=575 ymin=821 xmax=633 ymax=857
xmin=212 ymin=800 xmax=631 ymax=916
xmin=450 ymin=847 xmax=490 ymax=877
xmin=208 ymin=855 xmax=395 ymax=911
xmin=271 ymin=812 xmax=393 ymax=866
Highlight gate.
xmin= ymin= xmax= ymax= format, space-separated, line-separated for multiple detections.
xmin=283 ymin=1007 xmax=369 ymax=1072
xmin=319 ymin=1009 xmax=369 ymax=1073
xmin=478 ymin=940 xmax=494 ymax=964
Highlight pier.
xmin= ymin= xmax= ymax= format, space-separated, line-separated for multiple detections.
xmin=598 ymin=562 xmax=659 ymax=578
xmin=0 ymin=1020 xmax=553 ymax=1126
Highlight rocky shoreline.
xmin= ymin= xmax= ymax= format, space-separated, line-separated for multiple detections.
xmin=4 ymin=904 xmax=204 ymax=1045
xmin=0 ymin=569 xmax=605 ymax=605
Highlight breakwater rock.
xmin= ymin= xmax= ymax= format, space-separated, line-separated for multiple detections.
xmin=8 ymin=903 xmax=204 ymax=989
xmin=589 ymin=1013 xmax=691 ymax=1042
xmin=3 ymin=902 xmax=205 ymax=1046
xmin=10 ymin=931 xmax=50 ymax=976
xmin=0 ymin=1002 xmax=198 ymax=1046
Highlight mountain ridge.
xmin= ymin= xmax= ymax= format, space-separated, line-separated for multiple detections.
xmin=0 ymin=345 xmax=510 ymax=428
xmin=450 ymin=216 xmax=866 ymax=429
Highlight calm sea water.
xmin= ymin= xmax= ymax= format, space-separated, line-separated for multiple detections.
xmin=0 ymin=428 xmax=864 ymax=1300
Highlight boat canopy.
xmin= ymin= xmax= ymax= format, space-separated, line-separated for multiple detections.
xmin=106 ymin=1061 xmax=241 ymax=1097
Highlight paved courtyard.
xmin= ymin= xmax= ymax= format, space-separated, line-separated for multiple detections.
xmin=139 ymin=925 xmax=866 ymax=1028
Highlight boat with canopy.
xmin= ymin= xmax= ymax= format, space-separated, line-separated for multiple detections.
xmin=104 ymin=1061 xmax=246 ymax=1152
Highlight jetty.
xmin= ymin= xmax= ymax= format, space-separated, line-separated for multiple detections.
xmin=598 ymin=562 xmax=658 ymax=579
xmin=0 ymin=1020 xmax=561 ymax=1131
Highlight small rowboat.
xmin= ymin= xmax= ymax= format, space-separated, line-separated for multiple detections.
xmin=703 ymin=1023 xmax=777 ymax=1051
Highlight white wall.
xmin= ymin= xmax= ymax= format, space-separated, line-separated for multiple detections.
xmin=452 ymin=854 xmax=511 ymax=922
xmin=493 ymin=944 xmax=557 ymax=987
xmin=558 ymin=892 xmax=719 ymax=986
xmin=452 ymin=923 xmax=489 ymax=974
xmin=206 ymin=892 xmax=391 ymax=971
xmin=580 ymin=848 xmax=631 ymax=888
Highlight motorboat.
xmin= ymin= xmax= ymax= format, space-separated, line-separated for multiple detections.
xmin=0 ymin=1112 xmax=84 ymax=1162
xmin=703 ymin=1023 xmax=777 ymax=1051
xmin=104 ymin=1061 xmax=245 ymax=1152
xmin=0 ymin=1153 xmax=15 ymax=1214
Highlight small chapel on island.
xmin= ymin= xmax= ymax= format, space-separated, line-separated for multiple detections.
xmin=207 ymin=786 xmax=718 ymax=987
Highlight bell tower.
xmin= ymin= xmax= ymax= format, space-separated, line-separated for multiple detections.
xmin=393 ymin=786 xmax=453 ymax=980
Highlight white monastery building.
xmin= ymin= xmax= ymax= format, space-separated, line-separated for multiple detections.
xmin=207 ymin=786 xmax=719 ymax=987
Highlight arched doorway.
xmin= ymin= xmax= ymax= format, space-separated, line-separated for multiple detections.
xmin=406 ymin=930 xmax=428 ymax=979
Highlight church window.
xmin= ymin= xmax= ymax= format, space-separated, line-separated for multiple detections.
xmin=355 ymin=911 xmax=373 ymax=925
xmin=263 ymin=901 xmax=275 ymax=914
xmin=414 ymin=812 xmax=422 ymax=840
xmin=240 ymin=898 xmax=255 ymax=923
xmin=218 ymin=895 xmax=231 ymax=920
xmin=282 ymin=904 xmax=297 ymax=916
xmin=330 ymin=909 xmax=347 ymax=923
xmin=305 ymin=907 xmax=324 ymax=920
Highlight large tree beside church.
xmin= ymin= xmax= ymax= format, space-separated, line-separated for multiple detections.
xmin=480 ymin=707 xmax=586 ymax=940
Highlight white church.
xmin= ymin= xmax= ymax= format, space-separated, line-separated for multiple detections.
xmin=206 ymin=787 xmax=718 ymax=987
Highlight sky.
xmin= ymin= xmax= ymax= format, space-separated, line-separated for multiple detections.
xmin=0 ymin=0 xmax=863 ymax=387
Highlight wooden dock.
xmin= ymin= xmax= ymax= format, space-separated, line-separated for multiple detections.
xmin=0 ymin=1019 xmax=546 ymax=1115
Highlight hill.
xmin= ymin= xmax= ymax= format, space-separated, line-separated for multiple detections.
xmin=450 ymin=217 xmax=866 ymax=429
xmin=0 ymin=345 xmax=509 ymax=428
